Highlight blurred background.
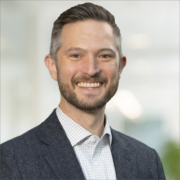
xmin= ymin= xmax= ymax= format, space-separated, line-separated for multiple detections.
xmin=1 ymin=1 xmax=179 ymax=179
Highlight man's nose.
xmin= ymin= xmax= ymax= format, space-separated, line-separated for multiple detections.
xmin=81 ymin=56 xmax=101 ymax=77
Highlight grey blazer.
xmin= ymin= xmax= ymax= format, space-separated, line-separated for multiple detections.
xmin=0 ymin=109 xmax=166 ymax=180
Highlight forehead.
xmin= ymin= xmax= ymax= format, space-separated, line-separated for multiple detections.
xmin=60 ymin=20 xmax=116 ymax=49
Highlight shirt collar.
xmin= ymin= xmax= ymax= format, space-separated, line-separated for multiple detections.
xmin=56 ymin=106 xmax=112 ymax=147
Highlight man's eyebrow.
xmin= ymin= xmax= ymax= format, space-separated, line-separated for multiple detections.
xmin=65 ymin=47 xmax=116 ymax=55
xmin=96 ymin=48 xmax=116 ymax=55
xmin=65 ymin=47 xmax=86 ymax=54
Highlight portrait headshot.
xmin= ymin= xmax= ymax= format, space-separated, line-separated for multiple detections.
xmin=1 ymin=1 xmax=179 ymax=180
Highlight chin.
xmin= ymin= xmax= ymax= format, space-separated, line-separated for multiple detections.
xmin=67 ymin=97 xmax=107 ymax=111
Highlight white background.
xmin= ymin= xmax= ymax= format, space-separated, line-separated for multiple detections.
xmin=1 ymin=1 xmax=179 ymax=156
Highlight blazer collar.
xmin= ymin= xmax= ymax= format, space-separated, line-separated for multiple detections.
xmin=37 ymin=109 xmax=137 ymax=179
xmin=37 ymin=109 xmax=86 ymax=180
xmin=111 ymin=128 xmax=138 ymax=179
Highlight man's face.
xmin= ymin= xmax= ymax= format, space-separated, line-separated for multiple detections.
xmin=55 ymin=20 xmax=125 ymax=111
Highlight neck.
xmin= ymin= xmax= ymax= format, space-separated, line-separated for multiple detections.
xmin=59 ymin=98 xmax=105 ymax=138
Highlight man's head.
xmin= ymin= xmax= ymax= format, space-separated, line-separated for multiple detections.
xmin=45 ymin=3 xmax=126 ymax=112
xmin=50 ymin=2 xmax=123 ymax=64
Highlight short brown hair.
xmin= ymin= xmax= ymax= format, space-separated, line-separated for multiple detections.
xmin=50 ymin=2 xmax=122 ymax=63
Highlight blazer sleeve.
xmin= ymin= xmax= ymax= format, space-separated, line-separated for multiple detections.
xmin=0 ymin=144 xmax=23 ymax=180
xmin=154 ymin=149 xmax=166 ymax=180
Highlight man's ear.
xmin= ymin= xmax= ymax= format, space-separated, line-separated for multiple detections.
xmin=44 ymin=54 xmax=58 ymax=80
xmin=118 ymin=56 xmax=126 ymax=78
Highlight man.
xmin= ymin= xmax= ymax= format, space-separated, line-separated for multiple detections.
xmin=0 ymin=3 xmax=166 ymax=180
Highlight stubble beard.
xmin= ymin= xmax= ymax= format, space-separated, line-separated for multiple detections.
xmin=57 ymin=71 xmax=119 ymax=111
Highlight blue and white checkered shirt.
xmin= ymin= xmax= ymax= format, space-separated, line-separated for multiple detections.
xmin=56 ymin=107 xmax=117 ymax=180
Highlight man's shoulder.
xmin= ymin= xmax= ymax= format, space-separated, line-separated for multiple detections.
xmin=0 ymin=109 xmax=57 ymax=153
xmin=111 ymin=128 xmax=154 ymax=153
xmin=111 ymin=128 xmax=166 ymax=179
xmin=0 ymin=124 xmax=39 ymax=155
xmin=0 ymin=126 xmax=42 ymax=170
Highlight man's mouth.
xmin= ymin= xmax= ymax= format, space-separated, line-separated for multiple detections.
xmin=77 ymin=82 xmax=102 ymax=88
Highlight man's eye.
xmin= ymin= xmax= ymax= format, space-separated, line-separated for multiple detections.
xmin=100 ymin=54 xmax=112 ymax=58
xmin=70 ymin=54 xmax=81 ymax=58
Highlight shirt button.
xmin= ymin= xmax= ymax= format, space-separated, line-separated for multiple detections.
xmin=91 ymin=137 xmax=96 ymax=143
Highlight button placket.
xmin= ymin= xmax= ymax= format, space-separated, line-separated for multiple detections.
xmin=92 ymin=148 xmax=103 ymax=180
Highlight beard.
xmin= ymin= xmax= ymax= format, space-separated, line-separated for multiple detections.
xmin=57 ymin=71 xmax=119 ymax=111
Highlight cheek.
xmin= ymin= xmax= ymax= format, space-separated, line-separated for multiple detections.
xmin=103 ymin=63 xmax=119 ymax=79
xmin=57 ymin=61 xmax=79 ymax=82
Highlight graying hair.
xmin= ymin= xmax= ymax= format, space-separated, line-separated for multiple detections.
xmin=50 ymin=3 xmax=122 ymax=64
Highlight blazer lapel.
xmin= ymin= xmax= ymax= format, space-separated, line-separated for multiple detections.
xmin=37 ymin=110 xmax=86 ymax=180
xmin=111 ymin=128 xmax=137 ymax=179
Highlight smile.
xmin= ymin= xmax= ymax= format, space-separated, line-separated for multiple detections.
xmin=77 ymin=82 xmax=102 ymax=88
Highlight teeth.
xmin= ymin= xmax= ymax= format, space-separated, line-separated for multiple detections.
xmin=77 ymin=82 xmax=101 ymax=88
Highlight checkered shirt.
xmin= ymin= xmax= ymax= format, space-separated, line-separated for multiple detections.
xmin=56 ymin=107 xmax=117 ymax=180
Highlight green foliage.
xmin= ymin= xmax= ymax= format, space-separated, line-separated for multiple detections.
xmin=161 ymin=141 xmax=180 ymax=180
